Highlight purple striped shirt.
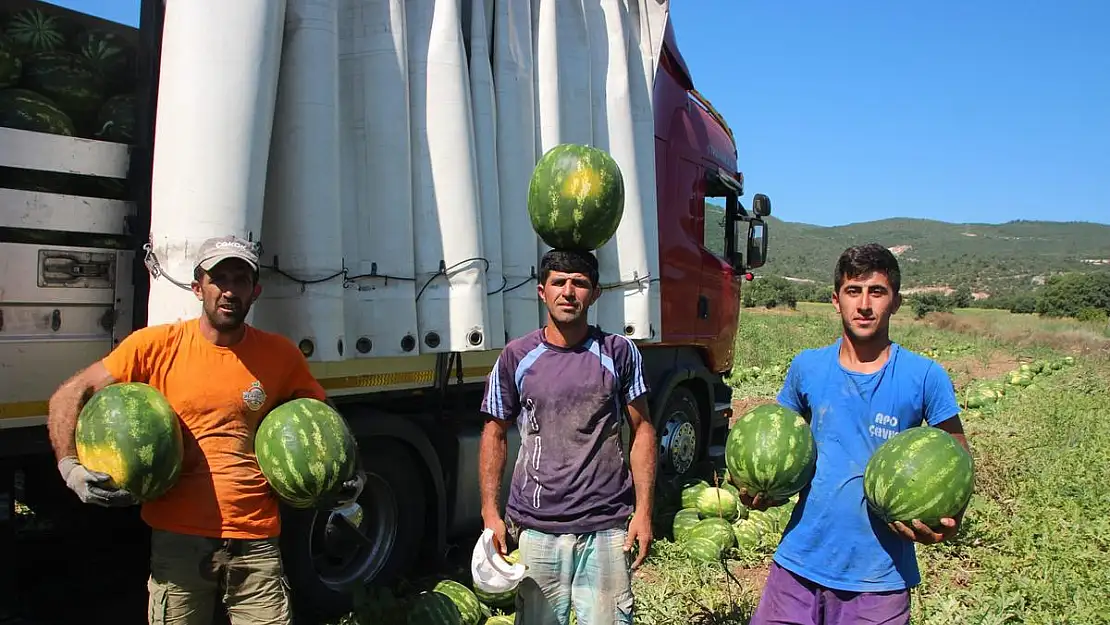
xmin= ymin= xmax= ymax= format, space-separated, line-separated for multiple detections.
xmin=481 ymin=326 xmax=649 ymax=534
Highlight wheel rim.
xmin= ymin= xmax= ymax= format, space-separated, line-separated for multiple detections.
xmin=659 ymin=414 xmax=697 ymax=475
xmin=305 ymin=472 xmax=398 ymax=590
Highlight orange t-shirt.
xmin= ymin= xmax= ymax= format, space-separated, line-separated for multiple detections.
xmin=101 ymin=318 xmax=328 ymax=539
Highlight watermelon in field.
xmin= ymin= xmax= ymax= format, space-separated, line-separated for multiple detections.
xmin=433 ymin=580 xmax=484 ymax=625
xmin=725 ymin=404 xmax=817 ymax=502
xmin=695 ymin=486 xmax=739 ymax=521
xmin=254 ymin=398 xmax=358 ymax=509
xmin=686 ymin=517 xmax=736 ymax=551
xmin=0 ymin=87 xmax=74 ymax=135
xmin=75 ymin=382 xmax=184 ymax=502
xmin=5 ymin=9 xmax=67 ymax=53
xmin=472 ymin=585 xmax=515 ymax=610
xmin=683 ymin=536 xmax=724 ymax=563
xmin=732 ymin=519 xmax=762 ymax=550
xmin=485 ymin=616 xmax=515 ymax=625
xmin=671 ymin=508 xmax=701 ymax=542
xmin=680 ymin=479 xmax=709 ymax=509
xmin=863 ymin=426 xmax=974 ymax=528
xmin=526 ymin=142 xmax=625 ymax=251
xmin=407 ymin=590 xmax=463 ymax=625
xmin=94 ymin=92 xmax=135 ymax=143
xmin=18 ymin=50 xmax=106 ymax=131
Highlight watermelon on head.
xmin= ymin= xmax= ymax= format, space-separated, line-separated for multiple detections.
xmin=863 ymin=426 xmax=974 ymax=528
xmin=75 ymin=382 xmax=184 ymax=502
xmin=725 ymin=403 xmax=817 ymax=502
xmin=526 ymin=142 xmax=625 ymax=251
xmin=254 ymin=398 xmax=358 ymax=509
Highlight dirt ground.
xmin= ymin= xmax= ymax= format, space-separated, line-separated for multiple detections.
xmin=730 ymin=397 xmax=775 ymax=425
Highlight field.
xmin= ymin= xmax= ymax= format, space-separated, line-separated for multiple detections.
xmin=630 ymin=303 xmax=1110 ymax=625
xmin=328 ymin=303 xmax=1110 ymax=625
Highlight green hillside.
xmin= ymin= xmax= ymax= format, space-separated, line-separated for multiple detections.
xmin=708 ymin=204 xmax=1110 ymax=297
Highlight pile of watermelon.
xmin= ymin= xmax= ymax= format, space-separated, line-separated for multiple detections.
xmin=666 ymin=474 xmax=798 ymax=564
xmin=959 ymin=355 xmax=1074 ymax=417
xmin=75 ymin=382 xmax=184 ymax=503
xmin=0 ymin=6 xmax=137 ymax=142
xmin=526 ymin=143 xmax=626 ymax=252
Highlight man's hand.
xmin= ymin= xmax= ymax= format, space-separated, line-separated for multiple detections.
xmin=729 ymin=474 xmax=786 ymax=511
xmin=483 ymin=513 xmax=509 ymax=556
xmin=888 ymin=517 xmax=960 ymax=544
xmin=624 ymin=511 xmax=652 ymax=570
xmin=319 ymin=469 xmax=366 ymax=510
xmin=58 ymin=456 xmax=137 ymax=507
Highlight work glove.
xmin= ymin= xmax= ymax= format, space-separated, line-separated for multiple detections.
xmin=58 ymin=456 xmax=138 ymax=507
xmin=320 ymin=468 xmax=366 ymax=510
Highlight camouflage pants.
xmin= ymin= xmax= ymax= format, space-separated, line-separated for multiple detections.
xmin=147 ymin=529 xmax=292 ymax=625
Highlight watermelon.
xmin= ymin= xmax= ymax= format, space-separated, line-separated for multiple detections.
xmin=18 ymin=50 xmax=106 ymax=130
xmin=407 ymin=590 xmax=463 ymax=625
xmin=74 ymin=382 xmax=184 ymax=502
xmin=732 ymin=519 xmax=761 ymax=550
xmin=671 ymin=508 xmax=701 ymax=542
xmin=526 ymin=142 xmax=625 ymax=251
xmin=472 ymin=585 xmax=515 ymax=610
xmin=695 ymin=486 xmax=739 ymax=522
xmin=680 ymin=479 xmax=709 ymax=509
xmin=725 ymin=404 xmax=817 ymax=502
xmin=686 ymin=517 xmax=735 ymax=551
xmin=5 ymin=9 xmax=67 ymax=53
xmin=0 ymin=87 xmax=74 ymax=135
xmin=254 ymin=398 xmax=358 ymax=509
xmin=745 ymin=509 xmax=776 ymax=537
xmin=432 ymin=580 xmax=483 ymax=625
xmin=485 ymin=616 xmax=515 ymax=625
xmin=0 ymin=35 xmax=20 ymax=88
xmin=71 ymin=28 xmax=134 ymax=89
xmin=94 ymin=92 xmax=136 ymax=143
xmin=683 ymin=536 xmax=723 ymax=563
xmin=863 ymin=426 xmax=974 ymax=528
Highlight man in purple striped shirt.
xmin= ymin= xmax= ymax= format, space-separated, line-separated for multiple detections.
xmin=479 ymin=248 xmax=657 ymax=625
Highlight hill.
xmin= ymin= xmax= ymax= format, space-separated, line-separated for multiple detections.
xmin=707 ymin=205 xmax=1110 ymax=298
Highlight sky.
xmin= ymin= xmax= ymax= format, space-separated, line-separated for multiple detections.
xmin=45 ymin=0 xmax=1109 ymax=227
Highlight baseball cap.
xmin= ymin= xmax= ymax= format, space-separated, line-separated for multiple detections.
xmin=194 ymin=235 xmax=260 ymax=272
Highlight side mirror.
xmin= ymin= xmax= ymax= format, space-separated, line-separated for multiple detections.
xmin=746 ymin=219 xmax=769 ymax=269
xmin=752 ymin=193 xmax=771 ymax=217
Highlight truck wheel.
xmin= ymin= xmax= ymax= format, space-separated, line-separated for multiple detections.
xmin=657 ymin=386 xmax=702 ymax=478
xmin=281 ymin=441 xmax=426 ymax=621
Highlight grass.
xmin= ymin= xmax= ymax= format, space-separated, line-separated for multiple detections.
xmin=334 ymin=303 xmax=1110 ymax=624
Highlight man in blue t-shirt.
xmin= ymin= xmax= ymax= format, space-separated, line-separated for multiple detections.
xmin=478 ymin=248 xmax=657 ymax=625
xmin=744 ymin=244 xmax=970 ymax=625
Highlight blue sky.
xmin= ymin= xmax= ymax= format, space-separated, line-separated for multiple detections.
xmin=46 ymin=0 xmax=1108 ymax=227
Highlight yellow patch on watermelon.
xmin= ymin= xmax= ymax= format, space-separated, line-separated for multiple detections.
xmin=561 ymin=167 xmax=602 ymax=203
xmin=76 ymin=441 xmax=128 ymax=489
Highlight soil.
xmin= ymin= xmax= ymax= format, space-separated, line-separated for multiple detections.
xmin=730 ymin=397 xmax=775 ymax=426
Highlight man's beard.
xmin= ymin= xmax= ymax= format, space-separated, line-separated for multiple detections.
xmin=205 ymin=299 xmax=250 ymax=331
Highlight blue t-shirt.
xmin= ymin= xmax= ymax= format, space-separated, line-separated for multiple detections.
xmin=480 ymin=326 xmax=649 ymax=535
xmin=772 ymin=338 xmax=960 ymax=592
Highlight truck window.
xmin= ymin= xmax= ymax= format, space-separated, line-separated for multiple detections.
xmin=702 ymin=197 xmax=728 ymax=260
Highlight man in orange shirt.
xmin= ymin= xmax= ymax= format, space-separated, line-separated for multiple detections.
xmin=46 ymin=235 xmax=362 ymax=625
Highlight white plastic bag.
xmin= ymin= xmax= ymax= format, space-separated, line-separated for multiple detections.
xmin=470 ymin=528 xmax=526 ymax=594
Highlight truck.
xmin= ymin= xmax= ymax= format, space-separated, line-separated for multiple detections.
xmin=0 ymin=0 xmax=771 ymax=621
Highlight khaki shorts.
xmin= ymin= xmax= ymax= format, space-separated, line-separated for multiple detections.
xmin=147 ymin=529 xmax=292 ymax=625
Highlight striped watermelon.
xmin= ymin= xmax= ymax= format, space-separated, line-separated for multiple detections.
xmin=432 ymin=580 xmax=483 ymax=625
xmin=0 ymin=87 xmax=74 ymax=135
xmin=683 ymin=536 xmax=723 ymax=563
xmin=485 ymin=617 xmax=515 ymax=625
xmin=680 ymin=479 xmax=709 ymax=509
xmin=526 ymin=143 xmax=625 ymax=251
xmin=254 ymin=398 xmax=358 ymax=509
xmin=94 ymin=92 xmax=135 ymax=143
xmin=732 ymin=519 xmax=762 ymax=550
xmin=725 ymin=403 xmax=817 ymax=502
xmin=75 ymin=382 xmax=184 ymax=502
xmin=5 ymin=9 xmax=67 ymax=53
xmin=71 ymin=28 xmax=134 ymax=89
xmin=863 ymin=426 xmax=974 ymax=527
xmin=19 ymin=50 xmax=106 ymax=130
xmin=746 ymin=509 xmax=776 ymax=537
xmin=407 ymin=590 xmax=463 ymax=625
xmin=671 ymin=508 xmax=701 ymax=542
xmin=472 ymin=585 xmax=515 ymax=610
xmin=686 ymin=517 xmax=736 ymax=551
xmin=695 ymin=486 xmax=739 ymax=521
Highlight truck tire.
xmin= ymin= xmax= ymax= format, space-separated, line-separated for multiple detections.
xmin=657 ymin=385 xmax=702 ymax=478
xmin=280 ymin=440 xmax=426 ymax=622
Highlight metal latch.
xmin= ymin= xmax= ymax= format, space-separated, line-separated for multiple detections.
xmin=38 ymin=250 xmax=115 ymax=289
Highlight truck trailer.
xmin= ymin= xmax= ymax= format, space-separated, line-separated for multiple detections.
xmin=0 ymin=0 xmax=771 ymax=620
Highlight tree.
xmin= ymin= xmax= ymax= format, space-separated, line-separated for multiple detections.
xmin=1035 ymin=273 xmax=1110 ymax=318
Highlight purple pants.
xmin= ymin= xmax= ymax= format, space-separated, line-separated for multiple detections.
xmin=749 ymin=562 xmax=910 ymax=625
